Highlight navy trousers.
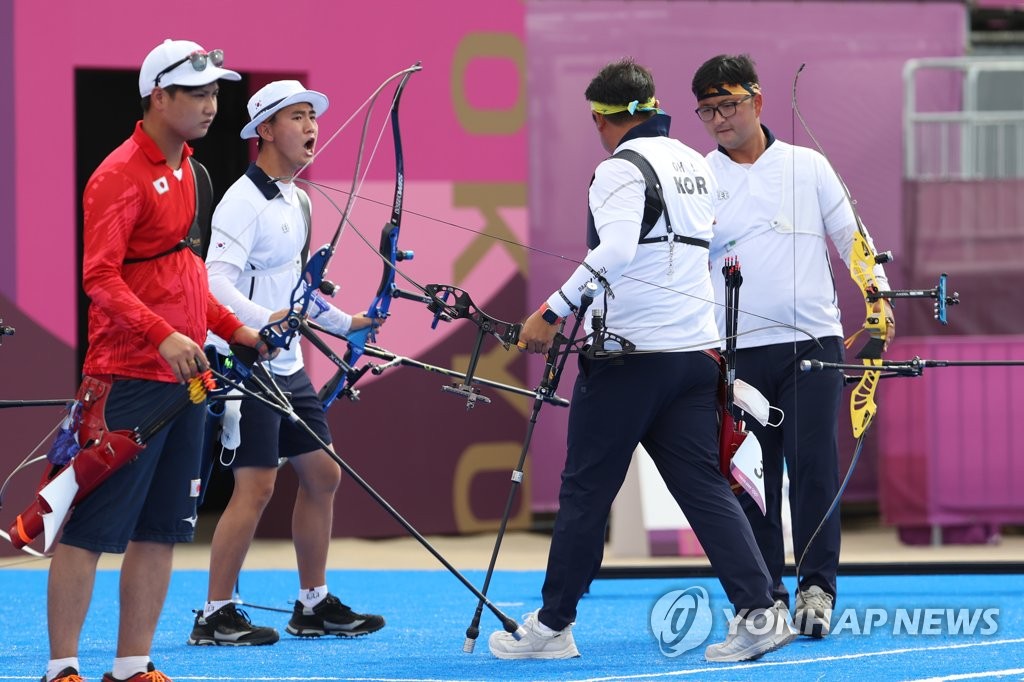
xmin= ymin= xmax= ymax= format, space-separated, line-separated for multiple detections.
xmin=538 ymin=351 xmax=773 ymax=631
xmin=734 ymin=337 xmax=844 ymax=605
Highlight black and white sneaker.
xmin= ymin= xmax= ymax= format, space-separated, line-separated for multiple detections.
xmin=187 ymin=603 xmax=280 ymax=646
xmin=286 ymin=594 xmax=385 ymax=638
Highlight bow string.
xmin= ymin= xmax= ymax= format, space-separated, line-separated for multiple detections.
xmin=259 ymin=63 xmax=423 ymax=357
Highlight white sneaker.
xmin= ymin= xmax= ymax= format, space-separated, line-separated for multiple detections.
xmin=795 ymin=585 xmax=834 ymax=638
xmin=705 ymin=603 xmax=797 ymax=662
xmin=488 ymin=610 xmax=580 ymax=659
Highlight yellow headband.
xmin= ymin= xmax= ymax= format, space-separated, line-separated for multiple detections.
xmin=590 ymin=97 xmax=659 ymax=115
xmin=698 ymin=82 xmax=761 ymax=100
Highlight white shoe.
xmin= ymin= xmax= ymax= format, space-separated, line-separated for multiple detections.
xmin=705 ymin=603 xmax=797 ymax=662
xmin=795 ymin=585 xmax=834 ymax=638
xmin=488 ymin=610 xmax=580 ymax=660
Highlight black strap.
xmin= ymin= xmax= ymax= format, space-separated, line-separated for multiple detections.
xmin=242 ymin=186 xmax=312 ymax=300
xmin=615 ymin=149 xmax=710 ymax=249
xmin=187 ymin=158 xmax=214 ymax=259
xmin=654 ymin=234 xmax=711 ymax=248
xmin=296 ymin=188 xmax=312 ymax=267
xmin=613 ymin=149 xmax=668 ymax=242
xmin=122 ymin=239 xmax=189 ymax=265
xmin=585 ymin=149 xmax=709 ymax=250
xmin=123 ymin=158 xmax=213 ymax=264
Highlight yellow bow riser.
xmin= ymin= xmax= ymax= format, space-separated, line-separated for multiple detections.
xmin=844 ymin=230 xmax=890 ymax=438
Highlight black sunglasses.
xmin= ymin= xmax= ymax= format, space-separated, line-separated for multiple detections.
xmin=153 ymin=49 xmax=225 ymax=87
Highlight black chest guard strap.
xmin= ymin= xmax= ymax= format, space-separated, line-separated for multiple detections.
xmin=586 ymin=149 xmax=709 ymax=251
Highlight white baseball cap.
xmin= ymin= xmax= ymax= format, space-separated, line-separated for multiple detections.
xmin=139 ymin=39 xmax=241 ymax=98
xmin=240 ymin=80 xmax=330 ymax=140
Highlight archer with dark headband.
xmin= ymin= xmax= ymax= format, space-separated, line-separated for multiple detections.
xmin=691 ymin=52 xmax=895 ymax=641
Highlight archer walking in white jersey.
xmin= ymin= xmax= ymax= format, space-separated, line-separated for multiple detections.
xmin=491 ymin=57 xmax=795 ymax=664
xmin=692 ymin=53 xmax=895 ymax=638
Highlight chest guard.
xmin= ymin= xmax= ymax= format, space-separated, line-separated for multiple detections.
xmin=586 ymin=149 xmax=710 ymax=251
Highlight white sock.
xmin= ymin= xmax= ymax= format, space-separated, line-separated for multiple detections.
xmin=204 ymin=599 xmax=233 ymax=618
xmin=534 ymin=614 xmax=557 ymax=634
xmin=111 ymin=656 xmax=149 ymax=680
xmin=299 ymin=584 xmax=328 ymax=608
xmin=46 ymin=658 xmax=79 ymax=681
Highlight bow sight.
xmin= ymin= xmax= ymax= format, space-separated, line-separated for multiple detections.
xmin=865 ymin=272 xmax=960 ymax=325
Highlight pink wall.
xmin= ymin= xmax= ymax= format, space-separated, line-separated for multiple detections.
xmin=1 ymin=0 xmax=532 ymax=546
xmin=524 ymin=0 xmax=968 ymax=511
xmin=8 ymin=0 xmax=526 ymax=344
xmin=879 ymin=336 xmax=1024 ymax=531
xmin=902 ymin=179 xmax=1024 ymax=336
xmin=0 ymin=0 xmax=984 ymax=542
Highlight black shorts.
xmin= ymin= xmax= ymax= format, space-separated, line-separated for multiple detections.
xmin=231 ymin=367 xmax=332 ymax=468
xmin=61 ymin=379 xmax=205 ymax=553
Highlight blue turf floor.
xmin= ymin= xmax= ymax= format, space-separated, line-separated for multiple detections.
xmin=2 ymin=569 xmax=1023 ymax=681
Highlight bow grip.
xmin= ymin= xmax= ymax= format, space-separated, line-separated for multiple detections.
xmin=260 ymin=312 xmax=302 ymax=350
xmin=506 ymin=323 xmax=523 ymax=347
xmin=318 ymin=369 xmax=348 ymax=408
xmin=227 ymin=343 xmax=260 ymax=371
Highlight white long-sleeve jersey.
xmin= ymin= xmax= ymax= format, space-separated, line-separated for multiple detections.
xmin=545 ymin=115 xmax=720 ymax=353
xmin=706 ymin=133 xmax=889 ymax=349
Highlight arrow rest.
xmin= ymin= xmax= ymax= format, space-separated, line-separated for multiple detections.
xmin=0 ymin=317 xmax=14 ymax=345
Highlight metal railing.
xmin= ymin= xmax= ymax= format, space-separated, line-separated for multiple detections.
xmin=904 ymin=57 xmax=1024 ymax=179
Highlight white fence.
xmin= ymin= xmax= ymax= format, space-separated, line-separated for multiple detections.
xmin=904 ymin=57 xmax=1024 ymax=179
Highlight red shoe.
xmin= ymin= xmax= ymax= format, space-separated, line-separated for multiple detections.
xmin=41 ymin=667 xmax=84 ymax=682
xmin=101 ymin=663 xmax=171 ymax=682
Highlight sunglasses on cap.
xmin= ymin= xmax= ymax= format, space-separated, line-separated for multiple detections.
xmin=153 ymin=49 xmax=225 ymax=87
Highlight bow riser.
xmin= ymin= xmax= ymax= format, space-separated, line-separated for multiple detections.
xmin=261 ymin=245 xmax=333 ymax=351
xmin=843 ymin=198 xmax=891 ymax=440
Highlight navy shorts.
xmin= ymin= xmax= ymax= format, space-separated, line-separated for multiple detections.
xmin=61 ymin=378 xmax=206 ymax=553
xmin=231 ymin=367 xmax=332 ymax=468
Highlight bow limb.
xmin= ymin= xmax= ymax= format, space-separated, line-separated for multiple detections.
xmin=318 ymin=63 xmax=421 ymax=407
xmin=347 ymin=63 xmax=418 ymax=365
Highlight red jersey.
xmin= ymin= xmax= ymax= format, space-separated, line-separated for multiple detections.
xmin=82 ymin=121 xmax=242 ymax=382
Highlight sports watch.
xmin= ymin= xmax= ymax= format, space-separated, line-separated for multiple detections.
xmin=540 ymin=303 xmax=563 ymax=325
